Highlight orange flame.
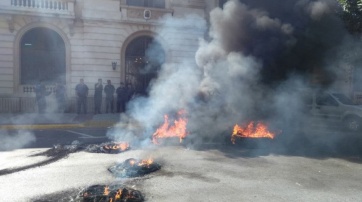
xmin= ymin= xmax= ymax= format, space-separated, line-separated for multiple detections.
xmin=103 ymin=186 xmax=110 ymax=196
xmin=138 ymin=158 xmax=154 ymax=167
xmin=115 ymin=189 xmax=122 ymax=199
xmin=128 ymin=158 xmax=154 ymax=167
xmin=129 ymin=159 xmax=136 ymax=166
xmin=104 ymin=142 xmax=130 ymax=151
xmin=152 ymin=110 xmax=188 ymax=144
xmin=83 ymin=186 xmax=132 ymax=202
xmin=231 ymin=122 xmax=276 ymax=144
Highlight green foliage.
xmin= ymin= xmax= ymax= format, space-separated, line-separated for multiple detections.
xmin=337 ymin=0 xmax=362 ymax=34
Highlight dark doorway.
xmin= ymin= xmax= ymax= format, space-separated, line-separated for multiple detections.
xmin=20 ymin=27 xmax=66 ymax=85
xmin=125 ymin=36 xmax=165 ymax=96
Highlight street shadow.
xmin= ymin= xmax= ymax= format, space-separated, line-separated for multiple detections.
xmin=0 ymin=145 xmax=78 ymax=176
xmin=31 ymin=188 xmax=80 ymax=202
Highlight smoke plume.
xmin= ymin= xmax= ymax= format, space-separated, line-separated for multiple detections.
xmin=0 ymin=130 xmax=36 ymax=151
xmin=112 ymin=0 xmax=361 ymax=151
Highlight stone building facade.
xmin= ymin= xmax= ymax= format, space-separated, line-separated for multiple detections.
xmin=0 ymin=0 xmax=219 ymax=113
xmin=0 ymin=0 xmax=360 ymax=113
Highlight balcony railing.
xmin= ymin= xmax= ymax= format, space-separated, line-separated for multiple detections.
xmin=22 ymin=85 xmax=55 ymax=94
xmin=0 ymin=0 xmax=75 ymax=17
xmin=11 ymin=0 xmax=69 ymax=11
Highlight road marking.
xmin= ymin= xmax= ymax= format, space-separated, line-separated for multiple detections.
xmin=78 ymin=136 xmax=107 ymax=139
xmin=64 ymin=130 xmax=95 ymax=138
xmin=64 ymin=130 xmax=108 ymax=139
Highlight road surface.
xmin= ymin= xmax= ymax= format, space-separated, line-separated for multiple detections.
xmin=0 ymin=127 xmax=362 ymax=201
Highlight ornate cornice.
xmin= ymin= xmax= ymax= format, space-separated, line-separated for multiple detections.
xmin=121 ymin=5 xmax=173 ymax=22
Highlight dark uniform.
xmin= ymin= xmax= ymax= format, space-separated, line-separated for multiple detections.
xmin=104 ymin=80 xmax=115 ymax=113
xmin=34 ymin=81 xmax=50 ymax=113
xmin=116 ymin=82 xmax=127 ymax=113
xmin=54 ymin=82 xmax=66 ymax=113
xmin=94 ymin=79 xmax=103 ymax=114
xmin=75 ymin=79 xmax=89 ymax=114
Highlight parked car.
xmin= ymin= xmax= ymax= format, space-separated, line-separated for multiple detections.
xmin=302 ymin=90 xmax=362 ymax=132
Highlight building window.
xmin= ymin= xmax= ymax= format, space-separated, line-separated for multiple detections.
xmin=20 ymin=27 xmax=66 ymax=85
xmin=126 ymin=0 xmax=165 ymax=9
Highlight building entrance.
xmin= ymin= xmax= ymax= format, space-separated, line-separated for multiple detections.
xmin=125 ymin=36 xmax=165 ymax=96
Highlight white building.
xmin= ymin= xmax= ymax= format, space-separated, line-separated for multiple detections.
xmin=0 ymin=0 xmax=359 ymax=113
xmin=0 ymin=0 xmax=220 ymax=113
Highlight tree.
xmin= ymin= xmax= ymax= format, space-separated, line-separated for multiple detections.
xmin=337 ymin=0 xmax=362 ymax=34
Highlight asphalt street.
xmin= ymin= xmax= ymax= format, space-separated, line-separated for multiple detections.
xmin=23 ymin=128 xmax=111 ymax=148
xmin=0 ymin=126 xmax=362 ymax=201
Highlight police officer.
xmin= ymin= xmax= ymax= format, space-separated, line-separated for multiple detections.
xmin=104 ymin=80 xmax=115 ymax=113
xmin=75 ymin=79 xmax=89 ymax=114
xmin=94 ymin=78 xmax=103 ymax=114
xmin=116 ymin=82 xmax=128 ymax=113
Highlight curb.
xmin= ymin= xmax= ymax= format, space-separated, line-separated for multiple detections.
xmin=0 ymin=121 xmax=119 ymax=130
xmin=0 ymin=123 xmax=84 ymax=130
xmin=82 ymin=120 xmax=118 ymax=128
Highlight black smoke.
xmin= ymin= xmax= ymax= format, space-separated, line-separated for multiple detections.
xmin=212 ymin=0 xmax=348 ymax=85
xmin=111 ymin=0 xmax=362 ymax=157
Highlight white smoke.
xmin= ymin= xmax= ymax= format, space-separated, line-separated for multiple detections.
xmin=110 ymin=2 xmax=273 ymax=144
xmin=109 ymin=14 xmax=206 ymax=144
xmin=0 ymin=130 xmax=36 ymax=151
xmin=111 ymin=0 xmax=360 ymax=150
xmin=302 ymin=0 xmax=337 ymax=20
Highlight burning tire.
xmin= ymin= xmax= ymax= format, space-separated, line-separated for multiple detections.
xmin=108 ymin=158 xmax=161 ymax=178
xmin=85 ymin=142 xmax=130 ymax=154
xmin=79 ymin=184 xmax=144 ymax=202
xmin=101 ymin=142 xmax=130 ymax=154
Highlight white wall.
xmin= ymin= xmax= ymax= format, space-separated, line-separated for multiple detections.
xmin=0 ymin=18 xmax=14 ymax=95
xmin=0 ymin=0 xmax=207 ymax=112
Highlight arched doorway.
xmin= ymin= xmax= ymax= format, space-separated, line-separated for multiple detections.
xmin=20 ymin=27 xmax=66 ymax=85
xmin=125 ymin=36 xmax=165 ymax=96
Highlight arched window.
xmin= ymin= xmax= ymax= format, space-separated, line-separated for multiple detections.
xmin=20 ymin=27 xmax=66 ymax=85
xmin=125 ymin=36 xmax=165 ymax=96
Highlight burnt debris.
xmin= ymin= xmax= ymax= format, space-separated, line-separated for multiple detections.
xmin=85 ymin=142 xmax=130 ymax=154
xmin=108 ymin=158 xmax=161 ymax=178
xmin=80 ymin=184 xmax=144 ymax=202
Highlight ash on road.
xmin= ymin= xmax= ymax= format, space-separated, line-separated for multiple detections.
xmin=0 ymin=145 xmax=362 ymax=202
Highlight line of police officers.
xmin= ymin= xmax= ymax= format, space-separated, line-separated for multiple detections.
xmin=35 ymin=79 xmax=131 ymax=114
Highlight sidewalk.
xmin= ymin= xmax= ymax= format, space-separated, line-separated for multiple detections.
xmin=0 ymin=113 xmax=121 ymax=129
